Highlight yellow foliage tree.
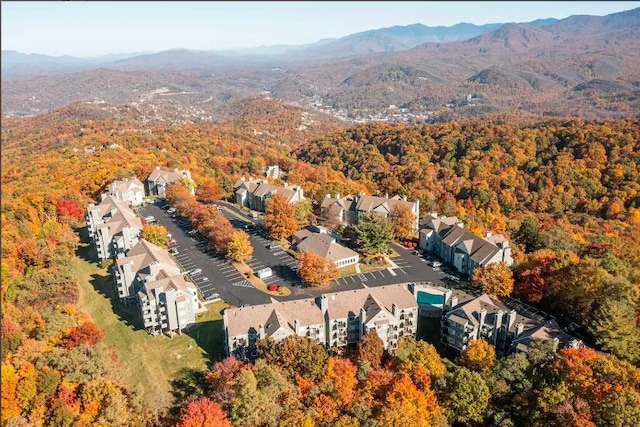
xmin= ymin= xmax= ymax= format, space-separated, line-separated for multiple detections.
xmin=226 ymin=231 xmax=253 ymax=263
xmin=471 ymin=262 xmax=514 ymax=297
xmin=456 ymin=339 xmax=496 ymax=371
xmin=141 ymin=224 xmax=169 ymax=248
xmin=390 ymin=203 xmax=416 ymax=240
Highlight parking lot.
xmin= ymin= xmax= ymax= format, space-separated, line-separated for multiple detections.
xmin=139 ymin=203 xmax=275 ymax=306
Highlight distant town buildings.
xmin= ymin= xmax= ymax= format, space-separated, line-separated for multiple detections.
xmin=418 ymin=213 xmax=513 ymax=276
xmin=233 ymin=177 xmax=305 ymax=212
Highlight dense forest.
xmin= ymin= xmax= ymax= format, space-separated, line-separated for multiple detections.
xmin=1 ymin=102 xmax=639 ymax=425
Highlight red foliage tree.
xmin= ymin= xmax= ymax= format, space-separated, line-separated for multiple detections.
xmin=177 ymin=397 xmax=230 ymax=427
xmin=56 ymin=199 xmax=84 ymax=223
xmin=61 ymin=322 xmax=104 ymax=349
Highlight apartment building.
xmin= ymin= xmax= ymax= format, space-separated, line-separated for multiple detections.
xmin=147 ymin=166 xmax=193 ymax=197
xmin=418 ymin=213 xmax=513 ymax=276
xmin=223 ymin=283 xmax=418 ymax=360
xmin=112 ymin=239 xmax=181 ymax=302
xmin=233 ymin=177 xmax=305 ymax=212
xmin=138 ymin=274 xmax=199 ymax=335
xmin=86 ymin=195 xmax=143 ymax=260
xmin=104 ymin=177 xmax=145 ymax=206
xmin=320 ymin=192 xmax=420 ymax=233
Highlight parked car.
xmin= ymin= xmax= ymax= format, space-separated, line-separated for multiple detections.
xmin=167 ymin=207 xmax=177 ymax=214
xmin=168 ymin=239 xmax=177 ymax=247
xmin=200 ymin=277 xmax=209 ymax=282
xmin=429 ymin=261 xmax=442 ymax=268
xmin=267 ymin=242 xmax=281 ymax=250
xmin=190 ymin=268 xmax=202 ymax=275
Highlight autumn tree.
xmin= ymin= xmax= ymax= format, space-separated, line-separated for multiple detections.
xmin=396 ymin=337 xmax=445 ymax=379
xmin=141 ymin=224 xmax=169 ymax=248
xmin=443 ymin=367 xmax=490 ymax=424
xmin=390 ymin=203 xmax=416 ymax=240
xmin=177 ymin=397 xmax=230 ymax=427
xmin=456 ymin=339 xmax=496 ymax=371
xmin=294 ymin=198 xmax=313 ymax=229
xmin=377 ymin=374 xmax=443 ymax=427
xmin=56 ymin=199 xmax=85 ymax=226
xmin=255 ymin=335 xmax=328 ymax=382
xmin=354 ymin=212 xmax=395 ymax=255
xmin=297 ymin=251 xmax=339 ymax=287
xmin=195 ymin=181 xmax=222 ymax=204
xmin=589 ymin=299 xmax=640 ymax=364
xmin=61 ymin=322 xmax=105 ymax=350
xmin=226 ymin=231 xmax=253 ymax=263
xmin=324 ymin=357 xmax=358 ymax=407
xmin=264 ymin=193 xmax=298 ymax=241
xmin=471 ymin=262 xmax=514 ymax=297
xmin=357 ymin=331 xmax=384 ymax=369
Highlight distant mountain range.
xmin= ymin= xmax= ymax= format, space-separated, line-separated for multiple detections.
xmin=1 ymin=17 xmax=561 ymax=78
xmin=2 ymin=7 xmax=639 ymax=120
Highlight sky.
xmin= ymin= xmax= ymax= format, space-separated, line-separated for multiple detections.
xmin=2 ymin=1 xmax=639 ymax=57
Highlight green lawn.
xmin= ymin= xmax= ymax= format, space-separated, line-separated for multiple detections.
xmin=73 ymin=251 xmax=226 ymax=410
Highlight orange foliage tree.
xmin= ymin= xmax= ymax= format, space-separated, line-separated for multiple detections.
xmin=297 ymin=251 xmax=339 ymax=287
xmin=455 ymin=339 xmax=496 ymax=371
xmin=471 ymin=262 xmax=514 ymax=297
xmin=264 ymin=193 xmax=298 ymax=241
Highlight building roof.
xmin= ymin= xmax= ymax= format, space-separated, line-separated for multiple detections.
xmin=147 ymin=167 xmax=189 ymax=185
xmin=95 ymin=211 xmax=143 ymax=236
xmin=295 ymin=233 xmax=359 ymax=263
xmin=225 ymin=283 xmax=417 ymax=338
xmin=225 ymin=297 xmax=325 ymax=338
xmin=109 ymin=177 xmax=144 ymax=194
xmin=441 ymin=226 xmax=504 ymax=265
xmin=233 ymin=178 xmax=303 ymax=203
xmin=325 ymin=284 xmax=417 ymax=319
xmin=355 ymin=194 xmax=416 ymax=215
xmin=141 ymin=274 xmax=196 ymax=300
xmin=115 ymin=239 xmax=179 ymax=274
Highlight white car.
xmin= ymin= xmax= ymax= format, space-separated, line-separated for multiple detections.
xmin=430 ymin=261 xmax=442 ymax=268
xmin=200 ymin=277 xmax=209 ymax=282
xmin=190 ymin=268 xmax=202 ymax=275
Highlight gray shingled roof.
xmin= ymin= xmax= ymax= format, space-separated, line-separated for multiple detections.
xmin=295 ymin=233 xmax=359 ymax=263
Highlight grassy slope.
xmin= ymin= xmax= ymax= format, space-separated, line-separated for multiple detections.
xmin=73 ymin=245 xmax=225 ymax=409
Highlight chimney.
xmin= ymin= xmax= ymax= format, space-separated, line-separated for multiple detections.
xmin=258 ymin=324 xmax=265 ymax=339
xmin=495 ymin=310 xmax=504 ymax=330
xmin=478 ymin=308 xmax=487 ymax=328
xmin=456 ymin=221 xmax=464 ymax=228
xmin=284 ymin=182 xmax=288 ymax=188
xmin=450 ymin=295 xmax=458 ymax=309
xmin=335 ymin=193 xmax=340 ymax=200
xmin=507 ymin=310 xmax=517 ymax=329
xmin=294 ymin=319 xmax=300 ymax=334
xmin=360 ymin=307 xmax=367 ymax=324
xmin=402 ymin=196 xmax=407 ymax=202
xmin=155 ymin=166 xmax=160 ymax=170
xmin=318 ymin=295 xmax=328 ymax=312
xmin=384 ymin=193 xmax=388 ymax=199
xmin=514 ymin=322 xmax=524 ymax=338
xmin=326 ymin=193 xmax=331 ymax=199
xmin=392 ymin=303 xmax=398 ymax=317
xmin=485 ymin=232 xmax=492 ymax=238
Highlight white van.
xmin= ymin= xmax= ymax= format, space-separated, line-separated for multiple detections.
xmin=256 ymin=267 xmax=273 ymax=279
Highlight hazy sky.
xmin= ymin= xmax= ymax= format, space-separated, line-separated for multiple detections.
xmin=2 ymin=1 xmax=638 ymax=56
